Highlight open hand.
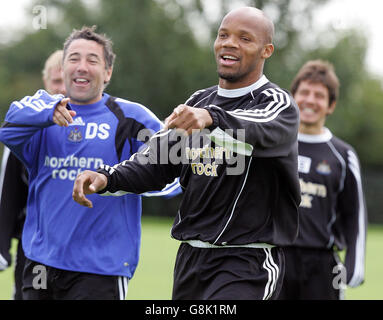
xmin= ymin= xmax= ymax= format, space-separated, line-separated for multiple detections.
xmin=72 ymin=170 xmax=108 ymax=208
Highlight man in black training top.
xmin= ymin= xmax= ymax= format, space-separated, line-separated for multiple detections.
xmin=73 ymin=7 xmax=301 ymax=300
xmin=278 ymin=60 xmax=367 ymax=300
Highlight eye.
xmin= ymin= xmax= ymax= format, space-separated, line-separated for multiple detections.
xmin=218 ymin=32 xmax=227 ymax=39
xmin=240 ymin=36 xmax=251 ymax=42
xmin=315 ymin=92 xmax=326 ymax=100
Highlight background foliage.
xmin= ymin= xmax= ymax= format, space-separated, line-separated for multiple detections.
xmin=0 ymin=0 xmax=382 ymax=221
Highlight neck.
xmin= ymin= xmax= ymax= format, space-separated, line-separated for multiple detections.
xmin=69 ymin=94 xmax=103 ymax=106
xmin=299 ymin=123 xmax=326 ymax=135
xmin=218 ymin=68 xmax=264 ymax=90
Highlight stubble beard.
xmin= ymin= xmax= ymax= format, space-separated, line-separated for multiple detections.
xmin=217 ymin=65 xmax=250 ymax=83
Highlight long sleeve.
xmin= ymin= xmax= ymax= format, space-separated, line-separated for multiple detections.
xmin=202 ymin=87 xmax=299 ymax=158
xmin=0 ymin=90 xmax=62 ymax=167
xmin=141 ymin=178 xmax=182 ymax=198
xmin=102 ymin=97 xmax=182 ymax=199
xmin=337 ymin=149 xmax=367 ymax=287
xmin=98 ymin=129 xmax=183 ymax=195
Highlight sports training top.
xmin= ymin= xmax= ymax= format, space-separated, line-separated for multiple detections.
xmin=98 ymin=75 xmax=301 ymax=247
xmin=295 ymin=129 xmax=367 ymax=286
xmin=0 ymin=90 xmax=180 ymax=278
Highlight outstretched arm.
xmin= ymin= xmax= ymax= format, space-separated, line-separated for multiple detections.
xmin=73 ymin=127 xmax=183 ymax=208
xmin=0 ymin=91 xmax=76 ymax=166
xmin=72 ymin=171 xmax=108 ymax=208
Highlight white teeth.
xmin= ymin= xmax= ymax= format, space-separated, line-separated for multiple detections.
xmin=223 ymin=55 xmax=238 ymax=60
xmin=75 ymin=78 xmax=88 ymax=83
xmin=301 ymin=108 xmax=315 ymax=114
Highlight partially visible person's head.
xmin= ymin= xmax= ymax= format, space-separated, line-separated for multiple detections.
xmin=42 ymin=50 xmax=66 ymax=95
xmin=214 ymin=7 xmax=274 ymax=89
xmin=62 ymin=26 xmax=116 ymax=105
xmin=291 ymin=60 xmax=340 ymax=132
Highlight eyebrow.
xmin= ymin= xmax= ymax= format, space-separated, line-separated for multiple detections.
xmin=218 ymin=27 xmax=254 ymax=35
xmin=87 ymin=53 xmax=101 ymax=61
xmin=68 ymin=52 xmax=101 ymax=60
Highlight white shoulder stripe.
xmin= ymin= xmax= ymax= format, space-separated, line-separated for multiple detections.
xmin=347 ymin=149 xmax=366 ymax=287
xmin=227 ymin=88 xmax=291 ymax=123
xmin=326 ymin=141 xmax=346 ymax=192
xmin=348 ymin=150 xmax=361 ymax=174
xmin=230 ymin=90 xmax=285 ymax=117
xmin=191 ymin=90 xmax=217 ymax=107
xmin=15 ymin=91 xmax=59 ymax=112
xmin=227 ymin=104 xmax=290 ymax=123
xmin=13 ymin=101 xmax=24 ymax=109
xmin=184 ymin=89 xmax=207 ymax=105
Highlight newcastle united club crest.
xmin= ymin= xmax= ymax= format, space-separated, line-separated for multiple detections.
xmin=68 ymin=116 xmax=85 ymax=142
xmin=68 ymin=127 xmax=83 ymax=142
xmin=316 ymin=160 xmax=331 ymax=175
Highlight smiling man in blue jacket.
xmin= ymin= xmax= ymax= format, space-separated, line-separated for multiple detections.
xmin=0 ymin=26 xmax=180 ymax=300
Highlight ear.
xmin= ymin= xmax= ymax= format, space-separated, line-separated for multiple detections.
xmin=104 ymin=66 xmax=113 ymax=84
xmin=262 ymin=43 xmax=274 ymax=59
xmin=327 ymin=101 xmax=336 ymax=115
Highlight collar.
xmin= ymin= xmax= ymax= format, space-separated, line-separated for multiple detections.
xmin=298 ymin=127 xmax=333 ymax=143
xmin=217 ymin=75 xmax=269 ymax=98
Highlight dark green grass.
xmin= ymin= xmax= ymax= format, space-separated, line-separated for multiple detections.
xmin=0 ymin=217 xmax=382 ymax=300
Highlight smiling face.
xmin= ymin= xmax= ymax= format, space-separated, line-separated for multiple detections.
xmin=214 ymin=7 xmax=274 ymax=89
xmin=63 ymin=39 xmax=112 ymax=105
xmin=294 ymin=80 xmax=336 ymax=134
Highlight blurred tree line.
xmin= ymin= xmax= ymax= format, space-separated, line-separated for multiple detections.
xmin=0 ymin=0 xmax=382 ymax=222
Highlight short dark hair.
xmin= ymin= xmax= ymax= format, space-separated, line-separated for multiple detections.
xmin=63 ymin=25 xmax=116 ymax=70
xmin=290 ymin=60 xmax=339 ymax=105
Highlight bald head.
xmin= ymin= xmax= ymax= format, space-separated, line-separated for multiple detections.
xmin=221 ymin=7 xmax=274 ymax=44
xmin=214 ymin=6 xmax=275 ymax=89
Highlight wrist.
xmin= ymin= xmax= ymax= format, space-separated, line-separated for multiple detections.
xmin=202 ymin=106 xmax=219 ymax=129
xmin=95 ymin=170 xmax=110 ymax=194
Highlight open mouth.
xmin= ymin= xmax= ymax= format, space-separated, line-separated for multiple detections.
xmin=300 ymin=107 xmax=316 ymax=115
xmin=73 ymin=78 xmax=90 ymax=86
xmin=220 ymin=54 xmax=239 ymax=66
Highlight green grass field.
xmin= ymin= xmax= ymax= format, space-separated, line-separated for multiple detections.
xmin=0 ymin=217 xmax=382 ymax=300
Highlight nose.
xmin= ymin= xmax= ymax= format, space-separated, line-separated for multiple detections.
xmin=221 ymin=35 xmax=238 ymax=48
xmin=305 ymin=92 xmax=316 ymax=105
xmin=76 ymin=58 xmax=89 ymax=73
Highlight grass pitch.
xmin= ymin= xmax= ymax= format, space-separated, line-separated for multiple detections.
xmin=0 ymin=217 xmax=382 ymax=300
